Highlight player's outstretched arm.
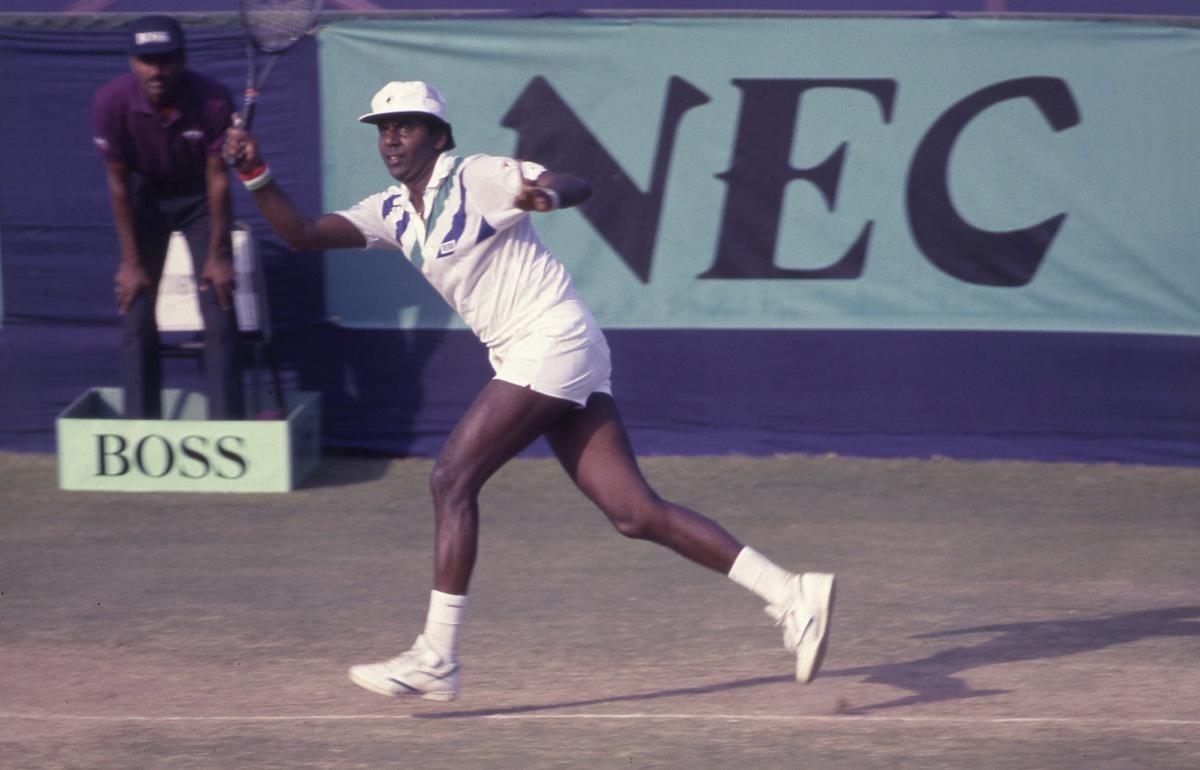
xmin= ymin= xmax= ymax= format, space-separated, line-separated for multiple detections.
xmin=223 ymin=120 xmax=365 ymax=252
xmin=514 ymin=171 xmax=592 ymax=213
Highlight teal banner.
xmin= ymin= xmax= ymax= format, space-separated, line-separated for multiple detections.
xmin=318 ymin=17 xmax=1200 ymax=335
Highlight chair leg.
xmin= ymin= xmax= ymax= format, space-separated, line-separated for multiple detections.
xmin=252 ymin=341 xmax=263 ymax=416
xmin=267 ymin=343 xmax=286 ymax=415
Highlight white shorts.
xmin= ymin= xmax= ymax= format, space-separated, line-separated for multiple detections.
xmin=489 ymin=300 xmax=612 ymax=407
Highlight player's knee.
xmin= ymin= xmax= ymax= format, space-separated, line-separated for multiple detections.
xmin=611 ymin=515 xmax=650 ymax=540
xmin=606 ymin=497 xmax=665 ymax=541
xmin=428 ymin=460 xmax=458 ymax=504
xmin=428 ymin=457 xmax=478 ymax=509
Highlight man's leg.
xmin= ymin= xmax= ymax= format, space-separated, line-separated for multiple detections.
xmin=121 ymin=223 xmax=169 ymax=419
xmin=429 ymin=379 xmax=577 ymax=594
xmin=349 ymin=380 xmax=575 ymax=701
xmin=545 ymin=393 xmax=835 ymax=683
xmin=121 ymin=294 xmax=162 ymax=419
xmin=180 ymin=219 xmax=243 ymax=420
xmin=544 ymin=393 xmax=742 ymax=572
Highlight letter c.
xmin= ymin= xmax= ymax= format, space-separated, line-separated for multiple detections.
xmin=906 ymin=76 xmax=1081 ymax=287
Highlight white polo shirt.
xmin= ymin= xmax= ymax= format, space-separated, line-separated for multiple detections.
xmin=336 ymin=153 xmax=611 ymax=402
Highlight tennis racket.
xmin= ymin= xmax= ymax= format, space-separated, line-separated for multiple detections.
xmin=237 ymin=0 xmax=323 ymax=130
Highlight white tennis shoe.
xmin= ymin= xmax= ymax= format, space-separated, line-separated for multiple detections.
xmin=348 ymin=635 xmax=460 ymax=702
xmin=766 ymin=572 xmax=836 ymax=683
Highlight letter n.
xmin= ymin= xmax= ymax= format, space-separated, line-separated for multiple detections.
xmin=702 ymin=79 xmax=896 ymax=279
xmin=502 ymin=76 xmax=710 ymax=282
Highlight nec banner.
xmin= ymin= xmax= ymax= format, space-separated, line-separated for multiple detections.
xmin=318 ymin=17 xmax=1200 ymax=336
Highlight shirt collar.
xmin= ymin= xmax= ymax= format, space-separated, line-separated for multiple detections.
xmin=129 ymin=71 xmax=188 ymax=123
xmin=395 ymin=152 xmax=458 ymax=207
xmin=425 ymin=153 xmax=459 ymax=194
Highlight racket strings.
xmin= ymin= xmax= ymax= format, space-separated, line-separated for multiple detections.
xmin=241 ymin=0 xmax=322 ymax=53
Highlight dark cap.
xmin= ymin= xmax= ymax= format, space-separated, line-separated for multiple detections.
xmin=128 ymin=15 xmax=185 ymax=56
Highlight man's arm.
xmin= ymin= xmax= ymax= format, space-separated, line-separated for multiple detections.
xmin=224 ymin=123 xmax=365 ymax=252
xmin=515 ymin=171 xmax=592 ymax=213
xmin=245 ymin=179 xmax=365 ymax=252
xmin=202 ymin=153 xmax=236 ymax=310
xmin=104 ymin=159 xmax=151 ymax=314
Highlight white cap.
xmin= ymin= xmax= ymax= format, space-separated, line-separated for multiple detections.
xmin=358 ymin=81 xmax=455 ymax=148
xmin=359 ymin=80 xmax=448 ymax=120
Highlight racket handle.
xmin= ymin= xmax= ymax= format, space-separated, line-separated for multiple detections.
xmin=227 ymin=97 xmax=256 ymax=168
xmin=240 ymin=92 xmax=258 ymax=132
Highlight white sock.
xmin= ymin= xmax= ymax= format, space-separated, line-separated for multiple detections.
xmin=727 ymin=546 xmax=795 ymax=607
xmin=421 ymin=590 xmax=468 ymax=663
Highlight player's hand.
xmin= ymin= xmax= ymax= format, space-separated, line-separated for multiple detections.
xmin=513 ymin=177 xmax=559 ymax=212
xmin=222 ymin=114 xmax=261 ymax=174
xmin=201 ymin=257 xmax=236 ymax=311
xmin=114 ymin=262 xmax=151 ymax=315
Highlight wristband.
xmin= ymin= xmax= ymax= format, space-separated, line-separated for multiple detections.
xmin=237 ymin=160 xmax=267 ymax=182
xmin=242 ymin=164 xmax=273 ymax=192
xmin=538 ymin=187 xmax=561 ymax=210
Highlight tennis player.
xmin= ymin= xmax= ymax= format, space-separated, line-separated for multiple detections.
xmin=223 ymin=80 xmax=834 ymax=701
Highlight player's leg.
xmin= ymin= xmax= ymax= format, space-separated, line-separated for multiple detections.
xmin=545 ymin=392 xmax=741 ymax=571
xmin=545 ymin=393 xmax=835 ymax=683
xmin=429 ymin=379 xmax=576 ymax=593
xmin=349 ymin=379 xmax=575 ymax=701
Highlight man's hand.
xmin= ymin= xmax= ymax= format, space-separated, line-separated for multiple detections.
xmin=514 ymin=171 xmax=590 ymax=212
xmin=114 ymin=262 xmax=151 ymax=314
xmin=201 ymin=257 xmax=236 ymax=311
xmin=513 ymin=177 xmax=559 ymax=213
xmin=222 ymin=113 xmax=261 ymax=175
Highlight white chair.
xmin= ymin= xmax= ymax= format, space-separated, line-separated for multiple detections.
xmin=157 ymin=221 xmax=285 ymax=417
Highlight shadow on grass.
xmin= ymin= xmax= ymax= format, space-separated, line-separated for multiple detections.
xmin=299 ymin=452 xmax=394 ymax=489
xmin=417 ymin=606 xmax=1200 ymax=719
xmin=822 ymin=605 xmax=1200 ymax=714
xmin=414 ymin=674 xmax=794 ymax=720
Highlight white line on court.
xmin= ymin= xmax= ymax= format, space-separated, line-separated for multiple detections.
xmin=1 ymin=712 xmax=1197 ymax=727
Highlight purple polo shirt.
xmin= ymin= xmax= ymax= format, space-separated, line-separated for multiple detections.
xmin=92 ymin=70 xmax=234 ymax=190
